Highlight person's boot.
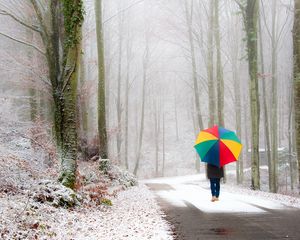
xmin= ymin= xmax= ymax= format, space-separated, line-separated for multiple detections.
xmin=215 ymin=197 xmax=219 ymax=201
xmin=211 ymin=196 xmax=216 ymax=202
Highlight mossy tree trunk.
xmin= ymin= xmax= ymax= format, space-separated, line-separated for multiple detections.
xmin=58 ymin=0 xmax=84 ymax=189
xmin=59 ymin=47 xmax=80 ymax=189
xmin=293 ymin=0 xmax=300 ymax=194
xmin=30 ymin=0 xmax=84 ymax=189
xmin=95 ymin=0 xmax=108 ymax=159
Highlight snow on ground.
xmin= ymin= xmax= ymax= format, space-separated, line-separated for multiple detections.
xmin=142 ymin=174 xmax=300 ymax=214
xmin=0 ymin=184 xmax=173 ymax=240
xmin=0 ymin=124 xmax=173 ymax=239
xmin=222 ymin=183 xmax=300 ymax=209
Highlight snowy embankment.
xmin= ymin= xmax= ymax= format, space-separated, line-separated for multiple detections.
xmin=0 ymin=183 xmax=173 ymax=240
xmin=0 ymin=129 xmax=173 ymax=239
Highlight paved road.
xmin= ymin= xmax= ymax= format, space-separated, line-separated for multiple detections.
xmin=144 ymin=177 xmax=300 ymax=240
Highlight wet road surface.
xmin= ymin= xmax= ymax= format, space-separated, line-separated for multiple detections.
xmin=146 ymin=182 xmax=300 ymax=240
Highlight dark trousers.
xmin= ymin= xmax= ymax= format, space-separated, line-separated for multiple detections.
xmin=210 ymin=178 xmax=220 ymax=197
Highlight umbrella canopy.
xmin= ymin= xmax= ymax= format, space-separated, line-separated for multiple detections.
xmin=194 ymin=125 xmax=242 ymax=168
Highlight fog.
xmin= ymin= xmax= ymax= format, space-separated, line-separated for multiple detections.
xmin=0 ymin=0 xmax=297 ymax=191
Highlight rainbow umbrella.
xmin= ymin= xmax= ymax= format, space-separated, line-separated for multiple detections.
xmin=194 ymin=125 xmax=242 ymax=168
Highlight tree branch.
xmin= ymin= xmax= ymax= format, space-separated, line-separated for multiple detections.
xmin=275 ymin=6 xmax=291 ymax=48
xmin=232 ymin=0 xmax=246 ymax=21
xmin=260 ymin=0 xmax=272 ymax=39
xmin=29 ymin=0 xmax=49 ymax=43
xmin=233 ymin=0 xmax=245 ymax=11
xmin=103 ymin=0 xmax=145 ymax=24
xmin=0 ymin=31 xmax=45 ymax=55
xmin=0 ymin=9 xmax=41 ymax=33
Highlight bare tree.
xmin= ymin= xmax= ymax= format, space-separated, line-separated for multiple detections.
xmin=162 ymin=111 xmax=166 ymax=176
xmin=133 ymin=28 xmax=149 ymax=175
xmin=116 ymin=2 xmax=125 ymax=163
xmin=95 ymin=0 xmax=108 ymax=158
xmin=1 ymin=0 xmax=84 ymax=188
xmin=214 ymin=0 xmax=224 ymax=127
xmin=235 ymin=0 xmax=261 ymax=190
xmin=124 ymin=13 xmax=133 ymax=170
xmin=293 ymin=0 xmax=300 ymax=193
xmin=208 ymin=0 xmax=216 ymax=127
xmin=154 ymin=97 xmax=161 ymax=176
xmin=184 ymin=0 xmax=203 ymax=131
xmin=288 ymin=78 xmax=295 ymax=190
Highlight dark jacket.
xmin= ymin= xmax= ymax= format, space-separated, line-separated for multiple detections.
xmin=207 ymin=164 xmax=224 ymax=179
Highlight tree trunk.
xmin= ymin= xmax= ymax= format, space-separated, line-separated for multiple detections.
xmin=245 ymin=0 xmax=260 ymax=190
xmin=233 ymin=41 xmax=242 ymax=184
xmin=78 ymin=28 xmax=88 ymax=160
xmin=208 ymin=0 xmax=216 ymax=127
xmin=124 ymin=24 xmax=131 ymax=170
xmin=116 ymin=4 xmax=124 ymax=163
xmin=293 ymin=0 xmax=300 ymax=193
xmin=95 ymin=0 xmax=108 ymax=158
xmin=133 ymin=42 xmax=148 ymax=175
xmin=29 ymin=89 xmax=38 ymax=122
xmin=184 ymin=0 xmax=203 ymax=131
xmin=288 ymin=82 xmax=294 ymax=190
xmin=174 ymin=80 xmax=179 ymax=140
xmin=57 ymin=0 xmax=84 ymax=189
xmin=26 ymin=28 xmax=38 ymax=123
xmin=192 ymin=102 xmax=200 ymax=173
xmin=59 ymin=46 xmax=80 ymax=189
xmin=154 ymin=100 xmax=160 ymax=177
xmin=162 ymin=111 xmax=165 ymax=177
xmin=270 ymin=0 xmax=278 ymax=193
xmin=29 ymin=0 xmax=84 ymax=188
xmin=133 ymin=68 xmax=146 ymax=175
xmin=214 ymin=0 xmax=224 ymax=127
xmin=244 ymin=93 xmax=250 ymax=170
xmin=258 ymin=14 xmax=272 ymax=191
xmin=124 ymin=64 xmax=129 ymax=170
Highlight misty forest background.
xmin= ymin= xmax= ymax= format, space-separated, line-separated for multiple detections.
xmin=0 ymin=0 xmax=300 ymax=195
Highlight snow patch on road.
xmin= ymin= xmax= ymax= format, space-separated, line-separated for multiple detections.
xmin=143 ymin=174 xmax=298 ymax=214
xmin=142 ymin=174 xmax=206 ymax=185
xmin=156 ymin=191 xmax=187 ymax=208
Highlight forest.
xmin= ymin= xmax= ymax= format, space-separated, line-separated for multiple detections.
xmin=0 ymin=0 xmax=300 ymax=239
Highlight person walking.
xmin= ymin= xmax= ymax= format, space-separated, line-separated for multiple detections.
xmin=207 ymin=163 xmax=224 ymax=202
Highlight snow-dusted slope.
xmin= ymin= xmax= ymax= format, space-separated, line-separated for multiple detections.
xmin=0 ymin=184 xmax=173 ymax=240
